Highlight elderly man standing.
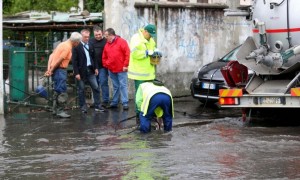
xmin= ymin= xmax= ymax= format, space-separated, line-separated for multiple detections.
xmin=128 ymin=24 xmax=158 ymax=123
xmin=45 ymin=32 xmax=82 ymax=118
xmin=102 ymin=28 xmax=130 ymax=110
xmin=72 ymin=29 xmax=105 ymax=113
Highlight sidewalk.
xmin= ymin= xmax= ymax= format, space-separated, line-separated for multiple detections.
xmin=4 ymin=96 xmax=213 ymax=131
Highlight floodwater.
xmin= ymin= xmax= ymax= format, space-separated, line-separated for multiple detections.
xmin=0 ymin=98 xmax=300 ymax=179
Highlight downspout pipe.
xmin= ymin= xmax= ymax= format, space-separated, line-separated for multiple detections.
xmin=224 ymin=11 xmax=250 ymax=17
xmin=286 ymin=0 xmax=292 ymax=47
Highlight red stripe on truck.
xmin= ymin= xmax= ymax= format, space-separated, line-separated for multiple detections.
xmin=253 ymin=28 xmax=300 ymax=33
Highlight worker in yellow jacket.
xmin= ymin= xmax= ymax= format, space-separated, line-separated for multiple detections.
xmin=128 ymin=24 xmax=158 ymax=124
xmin=135 ymin=80 xmax=174 ymax=133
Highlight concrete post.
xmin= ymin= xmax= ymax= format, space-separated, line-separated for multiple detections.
xmin=0 ymin=2 xmax=4 ymax=114
xmin=226 ymin=0 xmax=241 ymax=9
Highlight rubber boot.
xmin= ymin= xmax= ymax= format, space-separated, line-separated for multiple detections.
xmin=55 ymin=93 xmax=70 ymax=118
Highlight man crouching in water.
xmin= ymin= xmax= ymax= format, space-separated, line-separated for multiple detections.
xmin=45 ymin=32 xmax=82 ymax=118
xmin=135 ymin=80 xmax=174 ymax=133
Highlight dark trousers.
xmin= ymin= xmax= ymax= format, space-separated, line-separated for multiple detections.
xmin=76 ymin=68 xmax=101 ymax=109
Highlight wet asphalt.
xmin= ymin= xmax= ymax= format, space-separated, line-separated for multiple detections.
xmin=1 ymin=96 xmax=300 ymax=179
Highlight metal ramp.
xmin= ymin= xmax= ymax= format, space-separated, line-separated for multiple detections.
xmin=252 ymin=80 xmax=291 ymax=94
xmin=246 ymin=75 xmax=291 ymax=95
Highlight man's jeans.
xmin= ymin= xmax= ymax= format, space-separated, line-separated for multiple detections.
xmin=108 ymin=71 xmax=128 ymax=106
xmin=76 ymin=69 xmax=101 ymax=109
xmin=52 ymin=68 xmax=67 ymax=93
xmin=97 ymin=68 xmax=110 ymax=104
xmin=52 ymin=68 xmax=68 ymax=114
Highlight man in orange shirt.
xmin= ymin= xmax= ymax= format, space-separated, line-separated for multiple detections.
xmin=45 ymin=32 xmax=82 ymax=118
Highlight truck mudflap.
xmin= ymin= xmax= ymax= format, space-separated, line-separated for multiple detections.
xmin=219 ymin=88 xmax=300 ymax=108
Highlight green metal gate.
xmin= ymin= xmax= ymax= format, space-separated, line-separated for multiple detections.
xmin=9 ymin=47 xmax=28 ymax=101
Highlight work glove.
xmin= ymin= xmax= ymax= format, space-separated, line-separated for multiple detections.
xmin=145 ymin=50 xmax=154 ymax=56
xmin=151 ymin=49 xmax=162 ymax=58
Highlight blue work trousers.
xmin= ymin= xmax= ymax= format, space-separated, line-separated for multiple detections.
xmin=140 ymin=93 xmax=173 ymax=133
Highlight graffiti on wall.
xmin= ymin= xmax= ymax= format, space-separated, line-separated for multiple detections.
xmin=120 ymin=10 xmax=148 ymax=41
xmin=158 ymin=10 xmax=204 ymax=61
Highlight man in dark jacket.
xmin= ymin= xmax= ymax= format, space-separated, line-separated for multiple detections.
xmin=89 ymin=26 xmax=110 ymax=108
xmin=72 ymin=29 xmax=105 ymax=113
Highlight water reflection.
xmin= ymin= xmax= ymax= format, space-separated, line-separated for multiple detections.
xmin=113 ymin=133 xmax=172 ymax=180
xmin=0 ymin=115 xmax=7 ymax=155
xmin=210 ymin=123 xmax=244 ymax=179
xmin=0 ymin=115 xmax=5 ymax=137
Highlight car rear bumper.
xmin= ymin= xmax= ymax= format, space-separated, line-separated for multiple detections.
xmin=190 ymin=78 xmax=226 ymax=102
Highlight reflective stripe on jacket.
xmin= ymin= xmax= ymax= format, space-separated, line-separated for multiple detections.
xmin=128 ymin=29 xmax=156 ymax=80
xmin=136 ymin=82 xmax=174 ymax=117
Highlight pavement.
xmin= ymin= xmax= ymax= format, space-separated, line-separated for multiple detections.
xmin=4 ymin=96 xmax=218 ymax=132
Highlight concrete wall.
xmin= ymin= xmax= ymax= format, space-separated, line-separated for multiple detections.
xmin=104 ymin=0 xmax=252 ymax=98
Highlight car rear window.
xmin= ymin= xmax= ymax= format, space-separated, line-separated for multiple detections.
xmin=222 ymin=46 xmax=241 ymax=62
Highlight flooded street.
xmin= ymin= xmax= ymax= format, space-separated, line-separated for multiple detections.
xmin=0 ymin=97 xmax=300 ymax=179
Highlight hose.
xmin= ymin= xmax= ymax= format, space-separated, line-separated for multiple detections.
xmin=174 ymin=68 xmax=219 ymax=118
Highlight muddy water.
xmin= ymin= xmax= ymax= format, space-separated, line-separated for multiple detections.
xmin=0 ymin=108 xmax=300 ymax=179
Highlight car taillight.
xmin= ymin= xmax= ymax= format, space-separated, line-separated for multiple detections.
xmin=219 ymin=97 xmax=239 ymax=105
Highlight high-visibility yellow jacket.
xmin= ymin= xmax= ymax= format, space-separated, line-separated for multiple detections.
xmin=128 ymin=29 xmax=156 ymax=80
xmin=136 ymin=82 xmax=174 ymax=117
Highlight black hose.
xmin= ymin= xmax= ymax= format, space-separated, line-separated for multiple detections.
xmin=117 ymin=115 xmax=137 ymax=124
xmin=175 ymin=68 xmax=219 ymax=118
xmin=278 ymin=0 xmax=285 ymax=6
